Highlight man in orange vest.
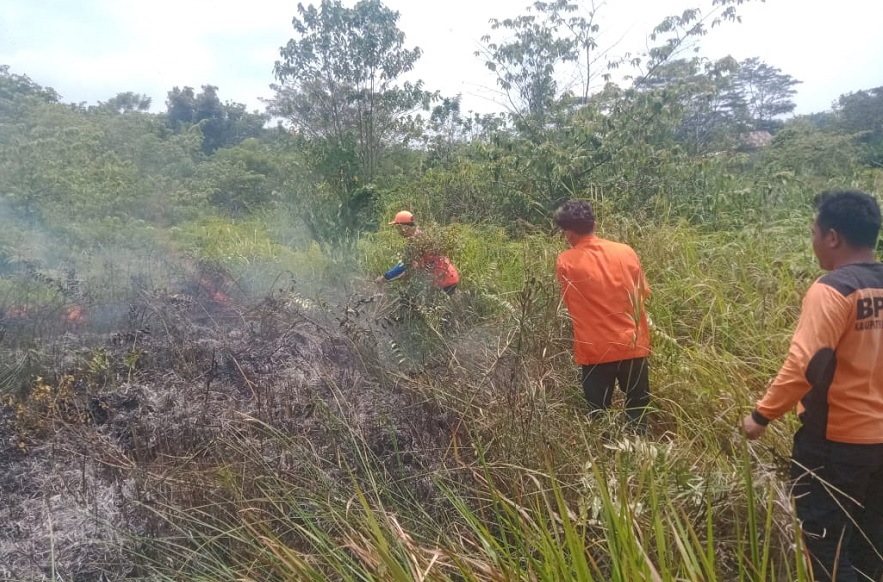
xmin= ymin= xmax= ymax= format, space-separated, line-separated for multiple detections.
xmin=376 ymin=210 xmax=460 ymax=295
xmin=743 ymin=190 xmax=883 ymax=582
xmin=554 ymin=200 xmax=652 ymax=427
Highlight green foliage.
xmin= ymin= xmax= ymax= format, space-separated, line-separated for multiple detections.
xmin=199 ymin=139 xmax=284 ymax=215
xmin=168 ymin=214 xmax=339 ymax=294
xmin=478 ymin=0 xmax=580 ymax=128
xmin=2 ymin=7 xmax=883 ymax=579
xmin=380 ymin=156 xmax=521 ymax=228
xmin=835 ymin=86 xmax=883 ymax=166
xmin=170 ymin=216 xmax=281 ymax=265
xmin=268 ymin=0 xmax=439 ymax=248
xmin=468 ymin=1 xmax=772 ymax=223
xmin=731 ymin=57 xmax=801 ymax=131
xmin=271 ymin=0 xmax=432 ymax=193
xmin=0 ymin=65 xmax=59 ymax=103
xmin=164 ymin=84 xmax=267 ymax=154
xmin=91 ymin=91 xmax=152 ymax=114
xmin=0 ymin=91 xmax=210 ymax=227
xmin=279 ymin=170 xmax=380 ymax=252
xmin=762 ymin=119 xmax=863 ymax=181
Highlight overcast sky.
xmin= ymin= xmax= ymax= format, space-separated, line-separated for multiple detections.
xmin=1 ymin=0 xmax=881 ymax=116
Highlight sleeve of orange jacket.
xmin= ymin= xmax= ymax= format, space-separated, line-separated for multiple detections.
xmin=752 ymin=281 xmax=850 ymax=425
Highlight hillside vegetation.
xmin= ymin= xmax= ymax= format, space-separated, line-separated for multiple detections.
xmin=1 ymin=0 xmax=882 ymax=579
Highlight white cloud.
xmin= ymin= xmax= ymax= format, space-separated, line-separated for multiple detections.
xmin=99 ymin=0 xmax=294 ymax=38
xmin=2 ymin=0 xmax=881 ymax=115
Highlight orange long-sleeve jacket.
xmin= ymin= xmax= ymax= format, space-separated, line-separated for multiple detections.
xmin=383 ymin=230 xmax=459 ymax=289
xmin=753 ymin=263 xmax=883 ymax=444
xmin=556 ymin=235 xmax=651 ymax=365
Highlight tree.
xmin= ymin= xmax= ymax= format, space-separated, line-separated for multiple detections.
xmin=194 ymin=85 xmax=226 ymax=154
xmin=636 ymin=55 xmax=800 ymax=151
xmin=835 ymin=86 xmax=883 ymax=166
xmin=421 ymin=95 xmax=480 ymax=165
xmin=764 ymin=118 xmax=862 ymax=178
xmin=165 ymin=85 xmax=267 ymax=154
xmin=200 ymin=139 xmax=283 ymax=215
xmin=470 ymin=0 xmax=761 ymax=221
xmin=268 ymin=0 xmax=434 ymax=248
xmin=94 ymin=92 xmax=152 ymax=114
xmin=634 ymin=56 xmax=746 ymax=153
xmin=477 ymin=0 xmax=579 ymax=131
xmin=0 ymin=65 xmax=59 ymax=103
xmin=166 ymin=86 xmax=197 ymax=130
xmin=837 ymin=87 xmax=883 ymax=133
xmin=731 ymin=57 xmax=800 ymax=131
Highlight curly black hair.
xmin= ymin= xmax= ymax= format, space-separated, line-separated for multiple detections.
xmin=554 ymin=200 xmax=596 ymax=235
xmin=814 ymin=190 xmax=881 ymax=248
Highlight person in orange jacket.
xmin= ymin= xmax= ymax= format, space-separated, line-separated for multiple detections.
xmin=554 ymin=199 xmax=651 ymax=426
xmin=375 ymin=210 xmax=459 ymax=295
xmin=743 ymin=190 xmax=883 ymax=582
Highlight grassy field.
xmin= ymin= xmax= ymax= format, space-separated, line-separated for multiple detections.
xmin=0 ymin=208 xmax=830 ymax=580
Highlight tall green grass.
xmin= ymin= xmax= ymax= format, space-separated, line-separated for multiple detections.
xmin=107 ymin=210 xmax=828 ymax=580
xmin=0 ymin=200 xmax=834 ymax=580
xmin=129 ymin=415 xmax=807 ymax=581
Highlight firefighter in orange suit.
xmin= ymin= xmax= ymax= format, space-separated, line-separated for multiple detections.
xmin=376 ymin=210 xmax=459 ymax=295
xmin=554 ymin=199 xmax=651 ymax=427
xmin=743 ymin=190 xmax=883 ymax=582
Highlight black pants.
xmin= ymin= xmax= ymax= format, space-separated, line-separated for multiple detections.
xmin=791 ymin=429 xmax=883 ymax=582
xmin=580 ymin=357 xmax=649 ymax=424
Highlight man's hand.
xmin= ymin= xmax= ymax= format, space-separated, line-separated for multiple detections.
xmin=742 ymin=414 xmax=767 ymax=440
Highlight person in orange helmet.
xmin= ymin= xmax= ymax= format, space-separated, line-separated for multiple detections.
xmin=375 ymin=210 xmax=459 ymax=295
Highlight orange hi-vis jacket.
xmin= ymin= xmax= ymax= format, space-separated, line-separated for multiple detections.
xmin=383 ymin=230 xmax=459 ymax=289
xmin=754 ymin=263 xmax=883 ymax=444
xmin=415 ymin=253 xmax=459 ymax=288
xmin=556 ymin=234 xmax=651 ymax=365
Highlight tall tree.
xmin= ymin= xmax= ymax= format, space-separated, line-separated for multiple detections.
xmin=268 ymin=0 xmax=434 ymax=247
xmin=636 ymin=56 xmax=746 ymax=153
xmin=836 ymin=86 xmax=883 ymax=166
xmin=270 ymin=0 xmax=430 ymax=183
xmin=477 ymin=0 xmax=579 ymax=131
xmin=95 ymin=92 xmax=152 ymax=114
xmin=837 ymin=86 xmax=883 ymax=134
xmin=731 ymin=57 xmax=800 ymax=131
xmin=165 ymin=85 xmax=267 ymax=154
xmin=473 ymin=0 xmax=761 ymax=217
xmin=165 ymin=86 xmax=197 ymax=130
xmin=0 ymin=65 xmax=59 ymax=103
xmin=194 ymin=85 xmax=226 ymax=154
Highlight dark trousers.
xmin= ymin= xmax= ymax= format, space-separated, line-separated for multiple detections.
xmin=791 ymin=429 xmax=883 ymax=582
xmin=580 ymin=357 xmax=650 ymax=424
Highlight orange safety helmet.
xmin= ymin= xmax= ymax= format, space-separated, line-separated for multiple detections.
xmin=388 ymin=210 xmax=415 ymax=225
